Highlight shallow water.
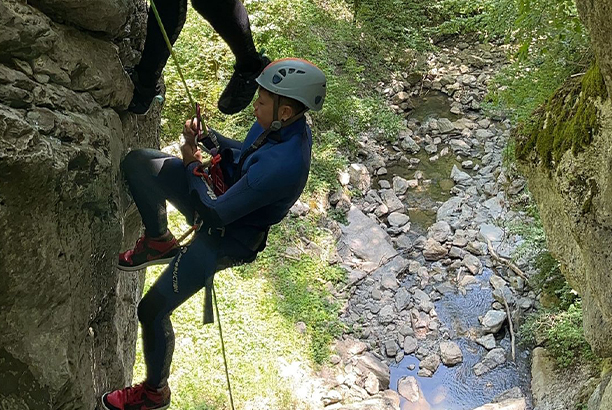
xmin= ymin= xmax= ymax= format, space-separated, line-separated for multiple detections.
xmin=390 ymin=270 xmax=532 ymax=410
xmin=376 ymin=150 xmax=461 ymax=235
xmin=408 ymin=91 xmax=460 ymax=123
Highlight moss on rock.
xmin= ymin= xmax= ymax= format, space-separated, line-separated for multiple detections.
xmin=516 ymin=63 xmax=608 ymax=168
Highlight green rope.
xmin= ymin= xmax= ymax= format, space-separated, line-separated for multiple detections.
xmin=148 ymin=0 xmax=199 ymax=120
xmin=212 ymin=284 xmax=236 ymax=410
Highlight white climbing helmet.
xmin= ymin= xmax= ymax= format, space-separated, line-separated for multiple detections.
xmin=256 ymin=58 xmax=327 ymax=111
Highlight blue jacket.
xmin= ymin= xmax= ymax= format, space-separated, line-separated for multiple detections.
xmin=186 ymin=117 xmax=312 ymax=244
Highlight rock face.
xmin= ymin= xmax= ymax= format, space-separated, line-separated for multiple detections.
xmin=530 ymin=347 xmax=599 ymax=410
xmin=516 ymin=1 xmax=612 ymax=408
xmin=0 ymin=1 xmax=159 ymax=409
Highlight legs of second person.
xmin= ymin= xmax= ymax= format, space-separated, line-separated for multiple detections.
xmin=191 ymin=0 xmax=260 ymax=72
xmin=122 ymin=149 xmax=196 ymax=237
xmin=138 ymin=235 xmax=219 ymax=387
xmin=136 ymin=0 xmax=189 ymax=88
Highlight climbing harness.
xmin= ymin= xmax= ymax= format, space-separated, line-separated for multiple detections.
xmin=147 ymin=1 xmax=234 ymax=408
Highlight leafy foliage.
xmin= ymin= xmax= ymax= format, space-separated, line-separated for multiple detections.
xmin=520 ymin=301 xmax=598 ymax=368
xmin=485 ymin=0 xmax=592 ymax=125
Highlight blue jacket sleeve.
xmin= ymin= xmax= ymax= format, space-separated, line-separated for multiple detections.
xmin=185 ymin=161 xmax=286 ymax=227
xmin=210 ymin=129 xmax=242 ymax=151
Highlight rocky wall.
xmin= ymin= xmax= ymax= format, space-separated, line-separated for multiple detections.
xmin=0 ymin=0 xmax=162 ymax=408
xmin=516 ymin=0 xmax=612 ymax=408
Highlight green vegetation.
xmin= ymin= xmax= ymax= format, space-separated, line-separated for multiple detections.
xmin=520 ymin=301 xmax=598 ymax=368
xmin=484 ymin=0 xmax=592 ymax=124
xmin=515 ymin=63 xmax=608 ymax=168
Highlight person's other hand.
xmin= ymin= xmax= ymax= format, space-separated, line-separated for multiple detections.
xmin=180 ymin=141 xmax=202 ymax=166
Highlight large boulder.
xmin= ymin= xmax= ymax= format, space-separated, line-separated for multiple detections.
xmin=0 ymin=1 xmax=160 ymax=409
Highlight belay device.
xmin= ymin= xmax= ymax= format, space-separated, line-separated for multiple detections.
xmin=191 ymin=102 xmax=228 ymax=197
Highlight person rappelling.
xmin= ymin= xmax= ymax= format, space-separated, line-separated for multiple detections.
xmin=102 ymin=58 xmax=327 ymax=410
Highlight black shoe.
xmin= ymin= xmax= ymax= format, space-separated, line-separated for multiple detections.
xmin=128 ymin=69 xmax=162 ymax=115
xmin=218 ymin=54 xmax=271 ymax=115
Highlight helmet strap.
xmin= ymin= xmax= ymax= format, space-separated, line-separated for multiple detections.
xmin=269 ymin=94 xmax=309 ymax=134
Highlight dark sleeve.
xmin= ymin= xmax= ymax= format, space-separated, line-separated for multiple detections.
xmin=209 ymin=129 xmax=242 ymax=151
xmin=185 ymin=161 xmax=285 ymax=228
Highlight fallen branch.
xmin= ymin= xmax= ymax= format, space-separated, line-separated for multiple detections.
xmin=486 ymin=238 xmax=529 ymax=281
xmin=502 ymin=295 xmax=516 ymax=361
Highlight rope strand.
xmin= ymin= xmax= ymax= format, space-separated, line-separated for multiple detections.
xmin=213 ymin=284 xmax=236 ymax=410
xmin=148 ymin=0 xmax=204 ymax=130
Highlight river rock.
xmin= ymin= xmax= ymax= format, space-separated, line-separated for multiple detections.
xmin=393 ymin=176 xmax=410 ymax=195
xmin=398 ymin=376 xmax=421 ymax=402
xmin=481 ymin=310 xmax=507 ymax=333
xmin=380 ymin=189 xmax=405 ymax=213
xmin=472 ymin=398 xmax=527 ymax=410
xmin=364 ymin=371 xmax=380 ymax=395
xmin=449 ymin=246 xmax=465 ymax=259
xmin=428 ymin=221 xmax=452 ymax=243
xmin=450 ymin=139 xmax=471 ymax=153
xmin=356 ymin=353 xmax=390 ymax=390
xmin=490 ymin=275 xmax=507 ymax=290
xmin=463 ymin=253 xmax=482 ymax=274
xmin=395 ymin=287 xmax=411 ymax=312
xmin=451 ymin=165 xmax=472 ymax=183
xmin=476 ymin=334 xmax=497 ymax=350
xmin=462 ymin=160 xmax=475 ymax=169
xmin=392 ymin=91 xmax=410 ymax=105
xmin=401 ymin=135 xmax=421 ymax=154
xmin=418 ymin=354 xmax=441 ymax=377
xmin=440 ymin=341 xmax=463 ymax=366
xmin=384 ymin=339 xmax=400 ymax=357
xmin=404 ymin=336 xmax=418 ymax=354
xmin=322 ymin=389 xmax=342 ymax=406
xmin=475 ymin=129 xmax=494 ymax=139
xmin=473 ymin=348 xmax=506 ymax=376
xmin=484 ymin=197 xmax=504 ymax=219
xmin=437 ymin=196 xmax=464 ymax=221
xmin=388 ymin=212 xmax=410 ymax=227
xmin=423 ymin=238 xmax=449 ymax=260
xmin=438 ymin=118 xmax=455 ymax=133
xmin=339 ymin=207 xmax=397 ymax=270
xmin=334 ymin=397 xmax=398 ymax=410
xmin=479 ymin=223 xmax=504 ymax=243
xmin=349 ymin=163 xmax=371 ymax=192
xmin=379 ymin=305 xmax=395 ymax=324
xmin=336 ymin=338 xmax=368 ymax=358
xmin=381 ymin=270 xmax=399 ymax=290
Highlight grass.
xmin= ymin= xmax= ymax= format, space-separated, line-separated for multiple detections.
xmin=520 ymin=301 xmax=599 ymax=369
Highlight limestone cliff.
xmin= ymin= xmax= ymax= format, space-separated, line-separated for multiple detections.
xmin=0 ymin=0 xmax=162 ymax=408
xmin=516 ymin=0 xmax=612 ymax=408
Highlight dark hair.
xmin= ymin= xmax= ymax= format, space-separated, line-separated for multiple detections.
xmin=279 ymin=95 xmax=306 ymax=114
xmin=259 ymin=86 xmax=306 ymax=114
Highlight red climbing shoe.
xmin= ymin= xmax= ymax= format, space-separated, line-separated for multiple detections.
xmin=118 ymin=233 xmax=180 ymax=272
xmin=101 ymin=382 xmax=171 ymax=410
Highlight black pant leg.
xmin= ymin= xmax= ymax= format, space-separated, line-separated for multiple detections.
xmin=191 ymin=0 xmax=259 ymax=70
xmin=135 ymin=0 xmax=188 ymax=86
xmin=122 ymin=149 xmax=195 ymax=237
